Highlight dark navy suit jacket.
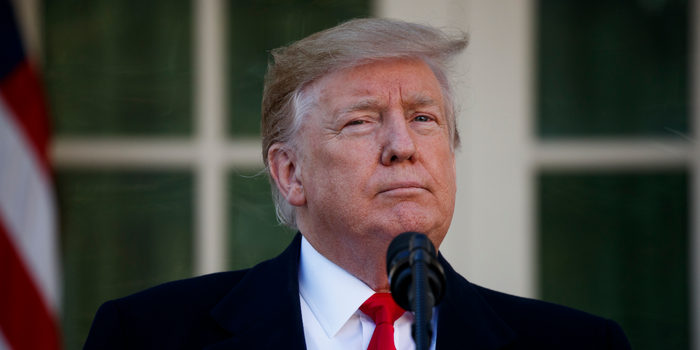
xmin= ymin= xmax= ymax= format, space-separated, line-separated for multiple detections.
xmin=84 ymin=233 xmax=631 ymax=349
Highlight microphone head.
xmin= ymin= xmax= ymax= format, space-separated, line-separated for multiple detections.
xmin=386 ymin=232 xmax=446 ymax=311
xmin=386 ymin=232 xmax=416 ymax=275
xmin=387 ymin=232 xmax=417 ymax=310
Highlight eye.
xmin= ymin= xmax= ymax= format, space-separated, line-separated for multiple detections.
xmin=347 ymin=120 xmax=366 ymax=126
xmin=414 ymin=115 xmax=432 ymax=122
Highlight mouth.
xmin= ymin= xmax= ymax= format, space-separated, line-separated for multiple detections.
xmin=378 ymin=181 xmax=427 ymax=195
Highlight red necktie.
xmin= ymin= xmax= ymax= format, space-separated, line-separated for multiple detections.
xmin=360 ymin=293 xmax=406 ymax=350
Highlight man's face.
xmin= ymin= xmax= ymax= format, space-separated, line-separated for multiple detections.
xmin=296 ymin=58 xmax=457 ymax=253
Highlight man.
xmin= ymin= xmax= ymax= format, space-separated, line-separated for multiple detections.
xmin=84 ymin=18 xmax=631 ymax=349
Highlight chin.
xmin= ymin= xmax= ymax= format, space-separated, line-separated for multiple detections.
xmin=392 ymin=204 xmax=440 ymax=230
xmin=367 ymin=214 xmax=441 ymax=239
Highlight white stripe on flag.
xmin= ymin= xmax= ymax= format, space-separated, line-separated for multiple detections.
xmin=0 ymin=94 xmax=59 ymax=313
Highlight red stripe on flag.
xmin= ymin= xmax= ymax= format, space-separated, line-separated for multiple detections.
xmin=0 ymin=216 xmax=60 ymax=350
xmin=0 ymin=59 xmax=51 ymax=174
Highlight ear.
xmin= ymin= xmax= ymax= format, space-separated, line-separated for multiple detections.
xmin=268 ymin=144 xmax=306 ymax=206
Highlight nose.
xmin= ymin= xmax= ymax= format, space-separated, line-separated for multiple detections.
xmin=380 ymin=112 xmax=417 ymax=165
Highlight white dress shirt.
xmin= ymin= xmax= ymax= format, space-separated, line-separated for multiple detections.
xmin=298 ymin=236 xmax=437 ymax=350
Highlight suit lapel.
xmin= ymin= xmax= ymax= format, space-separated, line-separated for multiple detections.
xmin=205 ymin=233 xmax=307 ymax=350
xmin=436 ymin=254 xmax=518 ymax=349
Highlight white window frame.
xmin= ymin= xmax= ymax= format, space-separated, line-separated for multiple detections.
xmin=47 ymin=0 xmax=264 ymax=276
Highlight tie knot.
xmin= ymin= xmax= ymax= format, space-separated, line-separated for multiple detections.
xmin=360 ymin=293 xmax=406 ymax=325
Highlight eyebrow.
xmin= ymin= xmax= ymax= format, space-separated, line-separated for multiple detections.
xmin=403 ymin=92 xmax=440 ymax=108
xmin=335 ymin=92 xmax=442 ymax=117
xmin=337 ymin=98 xmax=386 ymax=115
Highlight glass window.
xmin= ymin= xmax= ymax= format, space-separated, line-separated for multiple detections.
xmin=537 ymin=0 xmax=688 ymax=137
xmin=539 ymin=173 xmax=688 ymax=349
xmin=227 ymin=0 xmax=370 ymax=136
xmin=58 ymin=171 xmax=193 ymax=350
xmin=44 ymin=0 xmax=192 ymax=136
xmin=228 ymin=171 xmax=295 ymax=270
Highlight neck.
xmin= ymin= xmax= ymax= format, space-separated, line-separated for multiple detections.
xmin=310 ymin=234 xmax=391 ymax=292
xmin=298 ymin=226 xmax=391 ymax=292
xmin=296 ymin=216 xmax=447 ymax=293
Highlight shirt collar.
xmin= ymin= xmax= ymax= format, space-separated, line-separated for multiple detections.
xmin=298 ymin=236 xmax=376 ymax=339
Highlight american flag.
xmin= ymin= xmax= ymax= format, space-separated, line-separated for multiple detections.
xmin=0 ymin=0 xmax=61 ymax=349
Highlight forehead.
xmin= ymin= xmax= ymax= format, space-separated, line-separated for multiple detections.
xmin=313 ymin=58 xmax=444 ymax=113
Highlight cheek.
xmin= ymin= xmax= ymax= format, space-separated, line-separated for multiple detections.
xmin=319 ymin=137 xmax=376 ymax=170
xmin=426 ymin=142 xmax=456 ymax=179
xmin=305 ymin=142 xmax=374 ymax=197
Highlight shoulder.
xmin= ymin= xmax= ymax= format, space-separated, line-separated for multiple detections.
xmin=473 ymin=284 xmax=602 ymax=327
xmin=471 ymin=284 xmax=630 ymax=349
xmin=116 ymin=269 xmax=250 ymax=312
xmin=84 ymin=270 xmax=251 ymax=350
xmin=85 ymin=234 xmax=304 ymax=349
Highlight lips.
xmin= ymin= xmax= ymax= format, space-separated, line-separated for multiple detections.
xmin=378 ymin=181 xmax=426 ymax=194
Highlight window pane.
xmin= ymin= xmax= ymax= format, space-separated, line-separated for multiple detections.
xmin=57 ymin=171 xmax=193 ymax=350
xmin=45 ymin=0 xmax=192 ymax=136
xmin=537 ymin=0 xmax=688 ymax=137
xmin=539 ymin=172 xmax=688 ymax=349
xmin=227 ymin=0 xmax=370 ymax=136
xmin=229 ymin=171 xmax=295 ymax=270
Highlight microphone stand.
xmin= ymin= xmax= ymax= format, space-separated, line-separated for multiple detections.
xmin=387 ymin=232 xmax=445 ymax=350
xmin=409 ymin=234 xmax=434 ymax=350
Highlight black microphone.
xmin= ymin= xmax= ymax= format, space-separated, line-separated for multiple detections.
xmin=386 ymin=232 xmax=446 ymax=350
